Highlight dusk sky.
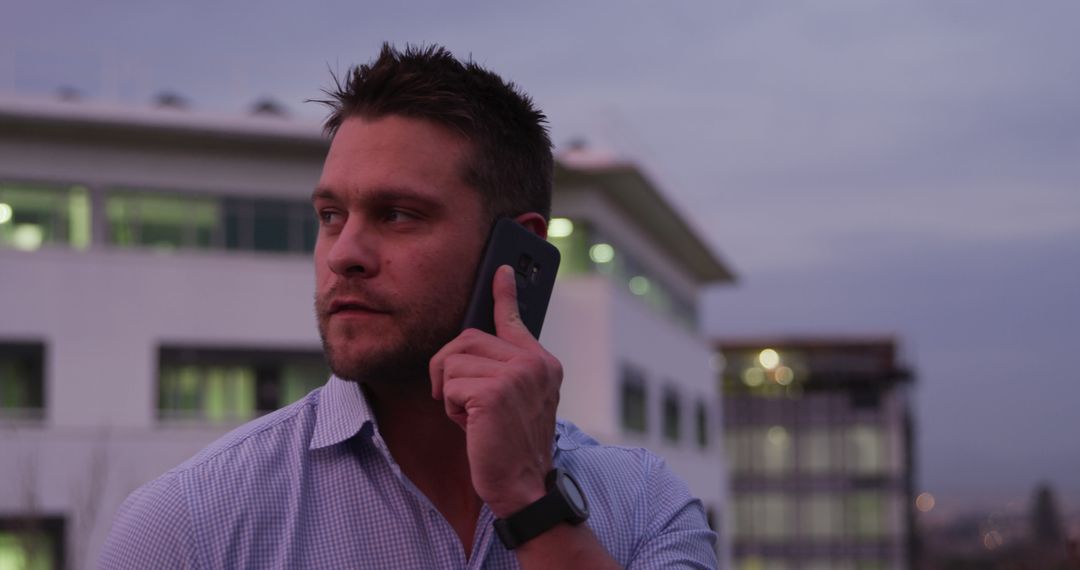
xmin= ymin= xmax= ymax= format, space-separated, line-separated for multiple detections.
xmin=4 ymin=1 xmax=1078 ymax=511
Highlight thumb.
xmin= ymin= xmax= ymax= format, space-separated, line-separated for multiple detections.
xmin=492 ymin=264 xmax=532 ymax=343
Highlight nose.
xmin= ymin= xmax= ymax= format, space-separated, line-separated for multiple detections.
xmin=325 ymin=217 xmax=380 ymax=277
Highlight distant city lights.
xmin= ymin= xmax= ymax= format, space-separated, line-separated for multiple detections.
xmin=548 ymin=217 xmax=574 ymax=238
xmin=0 ymin=203 xmax=12 ymax=224
xmin=588 ymin=243 xmax=615 ymax=263
xmin=982 ymin=530 xmax=1004 ymax=550
xmin=916 ymin=492 xmax=936 ymax=513
xmin=758 ymin=348 xmax=780 ymax=370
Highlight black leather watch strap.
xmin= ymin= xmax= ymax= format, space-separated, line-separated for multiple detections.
xmin=493 ymin=469 xmax=588 ymax=550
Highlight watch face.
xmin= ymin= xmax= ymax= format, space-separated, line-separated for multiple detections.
xmin=559 ymin=472 xmax=589 ymax=517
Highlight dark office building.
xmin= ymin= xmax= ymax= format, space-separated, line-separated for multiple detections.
xmin=717 ymin=338 xmax=917 ymax=570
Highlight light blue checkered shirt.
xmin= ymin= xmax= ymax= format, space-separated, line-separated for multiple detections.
xmin=100 ymin=376 xmax=717 ymax=569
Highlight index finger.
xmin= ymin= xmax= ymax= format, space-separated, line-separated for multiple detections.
xmin=492 ymin=264 xmax=534 ymax=345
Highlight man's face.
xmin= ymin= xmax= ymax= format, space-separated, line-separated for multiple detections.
xmin=312 ymin=115 xmax=488 ymax=386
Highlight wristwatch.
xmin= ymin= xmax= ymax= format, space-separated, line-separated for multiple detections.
xmin=493 ymin=468 xmax=590 ymax=549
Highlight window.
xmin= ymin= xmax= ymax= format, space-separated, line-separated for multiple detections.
xmin=800 ymin=493 xmax=843 ymax=538
xmin=694 ymin=399 xmax=709 ymax=448
xmin=847 ymin=424 xmax=887 ymax=476
xmin=661 ymin=386 xmax=681 ymax=443
xmin=0 ymin=516 xmax=64 ymax=570
xmin=0 ymin=183 xmax=90 ymax=250
xmin=0 ymin=342 xmax=45 ymax=421
xmin=760 ymin=425 xmax=793 ymax=476
xmin=619 ymin=364 xmax=648 ymax=434
xmin=158 ymin=347 xmax=328 ymax=423
xmin=735 ymin=493 xmax=793 ymax=541
xmin=107 ymin=191 xmax=316 ymax=254
xmin=547 ymin=216 xmax=697 ymax=331
xmin=846 ymin=491 xmax=886 ymax=538
xmin=799 ymin=428 xmax=836 ymax=474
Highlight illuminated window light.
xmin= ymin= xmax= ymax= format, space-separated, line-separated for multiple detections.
xmin=0 ymin=203 xmax=12 ymax=224
xmin=742 ymin=368 xmax=765 ymax=387
xmin=12 ymin=224 xmax=44 ymax=251
xmin=758 ymin=348 xmax=780 ymax=370
xmin=628 ymin=276 xmax=650 ymax=295
xmin=588 ymin=243 xmax=614 ymax=263
xmin=548 ymin=217 xmax=574 ymax=238
xmin=766 ymin=426 xmax=788 ymax=445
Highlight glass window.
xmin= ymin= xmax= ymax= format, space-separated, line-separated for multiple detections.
xmin=107 ymin=190 xmax=314 ymax=254
xmin=661 ymin=386 xmax=681 ymax=443
xmin=0 ymin=183 xmax=90 ymax=250
xmin=0 ymin=517 xmax=63 ymax=570
xmin=548 ymin=216 xmax=698 ymax=331
xmin=799 ymin=428 xmax=836 ymax=474
xmin=800 ymin=493 xmax=843 ymax=539
xmin=0 ymin=342 xmax=45 ymax=421
xmin=846 ymin=491 xmax=886 ymax=538
xmin=757 ymin=493 xmax=793 ymax=540
xmin=619 ymin=364 xmax=648 ymax=434
xmin=847 ymin=425 xmax=887 ymax=475
xmin=694 ymin=399 xmax=709 ymax=448
xmin=732 ymin=495 xmax=753 ymax=540
xmin=760 ymin=425 xmax=793 ymax=476
xmin=107 ymin=191 xmax=220 ymax=250
xmin=736 ymin=556 xmax=789 ymax=570
xmin=734 ymin=493 xmax=794 ymax=541
xmin=251 ymin=200 xmax=292 ymax=252
xmin=158 ymin=347 xmax=327 ymax=423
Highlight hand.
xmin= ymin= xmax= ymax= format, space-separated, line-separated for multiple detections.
xmin=430 ymin=264 xmax=563 ymax=517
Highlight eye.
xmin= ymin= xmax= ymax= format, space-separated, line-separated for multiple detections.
xmin=317 ymin=210 xmax=342 ymax=226
xmin=383 ymin=208 xmax=417 ymax=223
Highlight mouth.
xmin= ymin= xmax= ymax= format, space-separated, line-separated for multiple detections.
xmin=328 ymin=299 xmax=390 ymax=317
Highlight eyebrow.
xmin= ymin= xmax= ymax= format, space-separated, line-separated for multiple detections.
xmin=310 ymin=185 xmax=445 ymax=212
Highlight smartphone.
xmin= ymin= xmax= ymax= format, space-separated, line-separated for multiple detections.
xmin=461 ymin=217 xmax=561 ymax=339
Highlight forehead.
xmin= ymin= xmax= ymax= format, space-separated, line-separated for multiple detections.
xmin=319 ymin=115 xmax=476 ymax=203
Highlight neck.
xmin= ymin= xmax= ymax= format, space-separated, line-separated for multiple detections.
xmin=361 ymin=381 xmax=483 ymax=554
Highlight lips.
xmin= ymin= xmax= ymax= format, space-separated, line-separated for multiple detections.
xmin=328 ymin=299 xmax=390 ymax=316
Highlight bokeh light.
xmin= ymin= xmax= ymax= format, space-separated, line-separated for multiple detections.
xmin=548 ymin=217 xmax=574 ymax=238
xmin=588 ymin=243 xmax=614 ymax=263
xmin=758 ymin=348 xmax=780 ymax=370
xmin=915 ymin=492 xmax=936 ymax=513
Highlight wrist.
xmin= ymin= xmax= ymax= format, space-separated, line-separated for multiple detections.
xmin=487 ymin=482 xmax=548 ymax=518
xmin=493 ymin=469 xmax=591 ymax=550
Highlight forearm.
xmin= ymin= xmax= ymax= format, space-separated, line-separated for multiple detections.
xmin=513 ymin=522 xmax=621 ymax=570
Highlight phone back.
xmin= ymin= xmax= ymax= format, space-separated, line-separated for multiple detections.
xmin=461 ymin=218 xmax=561 ymax=339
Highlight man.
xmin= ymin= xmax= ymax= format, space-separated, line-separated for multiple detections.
xmin=100 ymin=44 xmax=717 ymax=569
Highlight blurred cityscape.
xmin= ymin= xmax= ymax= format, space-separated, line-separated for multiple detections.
xmin=0 ymin=92 xmax=1077 ymax=570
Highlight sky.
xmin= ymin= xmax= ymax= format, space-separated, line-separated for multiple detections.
xmin=3 ymin=0 xmax=1078 ymax=511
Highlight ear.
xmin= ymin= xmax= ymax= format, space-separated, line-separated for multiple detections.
xmin=512 ymin=212 xmax=548 ymax=240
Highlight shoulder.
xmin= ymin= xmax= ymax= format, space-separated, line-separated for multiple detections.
xmin=99 ymin=469 xmax=196 ymax=568
xmin=175 ymin=388 xmax=322 ymax=474
xmin=99 ymin=390 xmax=324 ymax=568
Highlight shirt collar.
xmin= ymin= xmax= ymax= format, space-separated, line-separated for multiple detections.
xmin=309 ymin=374 xmax=376 ymax=450
xmin=310 ymin=374 xmax=565 ymax=457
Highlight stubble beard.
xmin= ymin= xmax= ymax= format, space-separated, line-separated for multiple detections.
xmin=314 ymin=291 xmax=468 ymax=391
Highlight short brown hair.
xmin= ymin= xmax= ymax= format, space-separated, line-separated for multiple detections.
xmin=316 ymin=43 xmax=553 ymax=222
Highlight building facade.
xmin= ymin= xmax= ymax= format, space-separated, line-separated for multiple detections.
xmin=0 ymin=96 xmax=734 ymax=568
xmin=717 ymin=338 xmax=917 ymax=570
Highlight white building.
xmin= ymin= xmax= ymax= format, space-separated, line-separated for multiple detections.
xmin=0 ymin=96 xmax=735 ymax=568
